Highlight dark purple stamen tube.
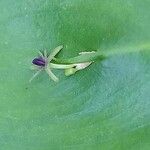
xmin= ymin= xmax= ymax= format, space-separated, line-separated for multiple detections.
xmin=32 ymin=57 xmax=46 ymax=66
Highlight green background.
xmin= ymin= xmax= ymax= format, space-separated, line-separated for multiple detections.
xmin=0 ymin=0 xmax=150 ymax=149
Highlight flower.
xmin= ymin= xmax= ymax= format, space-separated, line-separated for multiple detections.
xmin=30 ymin=46 xmax=95 ymax=82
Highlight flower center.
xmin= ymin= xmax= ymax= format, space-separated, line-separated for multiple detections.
xmin=32 ymin=57 xmax=46 ymax=67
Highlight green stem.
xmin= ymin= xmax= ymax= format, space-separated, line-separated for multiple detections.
xmin=49 ymin=63 xmax=75 ymax=69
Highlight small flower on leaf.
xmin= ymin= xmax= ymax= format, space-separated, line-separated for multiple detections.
xmin=30 ymin=45 xmax=95 ymax=82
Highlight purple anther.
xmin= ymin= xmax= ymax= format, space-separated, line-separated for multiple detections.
xmin=32 ymin=57 xmax=46 ymax=66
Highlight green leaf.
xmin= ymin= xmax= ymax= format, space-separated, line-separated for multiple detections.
xmin=0 ymin=0 xmax=150 ymax=150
